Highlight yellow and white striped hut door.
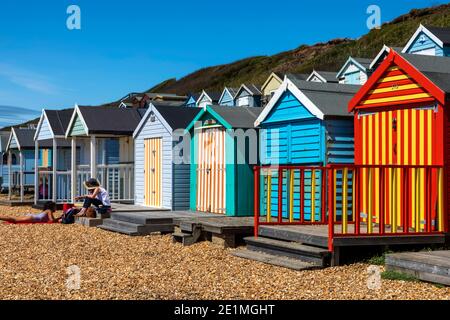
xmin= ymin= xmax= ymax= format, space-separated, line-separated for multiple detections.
xmin=197 ymin=128 xmax=226 ymax=214
xmin=144 ymin=138 xmax=162 ymax=207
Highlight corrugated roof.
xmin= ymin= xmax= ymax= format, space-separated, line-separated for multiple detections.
xmin=209 ymin=105 xmax=264 ymax=128
xmin=77 ymin=106 xmax=143 ymax=135
xmin=289 ymin=79 xmax=361 ymax=117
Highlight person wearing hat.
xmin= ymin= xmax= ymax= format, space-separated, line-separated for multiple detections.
xmin=74 ymin=178 xmax=111 ymax=217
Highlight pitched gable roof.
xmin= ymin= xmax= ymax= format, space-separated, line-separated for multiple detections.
xmin=307 ymin=70 xmax=339 ymax=83
xmin=67 ymin=106 xmax=143 ymax=136
xmin=403 ymin=24 xmax=450 ymax=54
xmin=337 ymin=56 xmax=372 ymax=79
xmin=255 ymin=78 xmax=360 ymax=126
xmin=349 ymin=50 xmax=449 ymax=112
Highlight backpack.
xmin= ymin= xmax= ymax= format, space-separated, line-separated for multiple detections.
xmin=61 ymin=208 xmax=79 ymax=224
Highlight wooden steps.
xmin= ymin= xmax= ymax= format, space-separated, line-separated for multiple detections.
xmin=232 ymin=249 xmax=320 ymax=271
xmin=172 ymin=217 xmax=254 ymax=248
xmin=232 ymin=225 xmax=332 ymax=270
xmin=244 ymin=236 xmax=330 ymax=266
xmin=97 ymin=211 xmax=174 ymax=236
xmin=385 ymin=251 xmax=450 ymax=286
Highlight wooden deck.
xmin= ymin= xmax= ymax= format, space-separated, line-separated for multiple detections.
xmin=258 ymin=224 xmax=447 ymax=248
xmin=386 ymin=251 xmax=450 ymax=286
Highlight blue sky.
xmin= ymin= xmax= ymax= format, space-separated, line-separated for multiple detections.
xmin=0 ymin=0 xmax=446 ymax=128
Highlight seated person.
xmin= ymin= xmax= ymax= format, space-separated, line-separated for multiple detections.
xmin=75 ymin=178 xmax=111 ymax=217
xmin=0 ymin=201 xmax=59 ymax=224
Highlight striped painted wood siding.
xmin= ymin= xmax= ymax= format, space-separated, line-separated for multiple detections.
xmin=9 ymin=135 xmax=18 ymax=149
xmin=260 ymin=90 xmax=325 ymax=218
xmin=354 ymin=62 xmax=444 ymax=230
xmin=325 ymin=119 xmax=354 ymax=164
xmin=144 ymin=138 xmax=162 ymax=207
xmin=357 ymin=107 xmax=440 ymax=230
xmin=134 ymin=112 xmax=173 ymax=208
xmin=235 ymin=91 xmax=261 ymax=108
xmin=196 ymin=128 xmax=226 ymax=214
xmin=69 ymin=116 xmax=88 ymax=136
xmin=261 ymin=90 xmax=323 ymax=165
xmin=219 ymin=89 xmax=235 ymax=106
xmin=36 ymin=117 xmax=53 ymax=141
xmin=406 ymin=32 xmax=444 ymax=56
xmin=185 ymin=96 xmax=197 ymax=108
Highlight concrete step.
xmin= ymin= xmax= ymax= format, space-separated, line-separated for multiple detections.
xmin=244 ymin=236 xmax=330 ymax=266
xmin=232 ymin=249 xmax=321 ymax=271
xmin=111 ymin=211 xmax=173 ymax=225
xmin=385 ymin=251 xmax=450 ymax=286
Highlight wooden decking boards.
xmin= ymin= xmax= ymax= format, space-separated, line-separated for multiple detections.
xmin=386 ymin=251 xmax=450 ymax=286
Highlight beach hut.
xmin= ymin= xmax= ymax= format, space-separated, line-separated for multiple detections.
xmin=0 ymin=132 xmax=10 ymax=191
xmin=133 ymin=102 xmax=201 ymax=209
xmin=234 ymin=84 xmax=262 ymax=108
xmin=254 ymin=75 xmax=360 ymax=220
xmin=5 ymin=128 xmax=52 ymax=203
xmin=261 ymin=72 xmax=284 ymax=105
xmin=33 ymin=109 xmax=75 ymax=204
xmin=184 ymin=93 xmax=200 ymax=108
xmin=186 ymin=105 xmax=263 ymax=216
xmin=306 ymin=70 xmax=339 ymax=83
xmin=65 ymin=105 xmax=144 ymax=203
xmin=348 ymin=50 xmax=450 ymax=235
xmin=197 ymin=91 xmax=221 ymax=109
xmin=218 ymin=87 xmax=238 ymax=106
xmin=337 ymin=57 xmax=372 ymax=85
xmin=402 ymin=24 xmax=450 ymax=56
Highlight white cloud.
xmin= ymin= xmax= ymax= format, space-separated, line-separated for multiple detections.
xmin=0 ymin=105 xmax=40 ymax=128
xmin=0 ymin=63 xmax=60 ymax=95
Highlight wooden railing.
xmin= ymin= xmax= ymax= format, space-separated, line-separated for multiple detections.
xmin=254 ymin=164 xmax=447 ymax=251
xmin=76 ymin=163 xmax=134 ymax=202
xmin=38 ymin=170 xmax=71 ymax=202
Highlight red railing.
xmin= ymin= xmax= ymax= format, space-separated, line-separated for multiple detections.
xmin=254 ymin=164 xmax=447 ymax=252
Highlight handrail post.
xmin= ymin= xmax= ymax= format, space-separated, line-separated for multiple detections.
xmin=355 ymin=168 xmax=360 ymax=235
xmin=254 ymin=166 xmax=260 ymax=238
xmin=328 ymin=166 xmax=334 ymax=252
xmin=379 ymin=167 xmax=385 ymax=235
xmin=278 ymin=167 xmax=283 ymax=223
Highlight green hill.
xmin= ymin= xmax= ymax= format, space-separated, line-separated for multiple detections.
xmin=148 ymin=4 xmax=450 ymax=95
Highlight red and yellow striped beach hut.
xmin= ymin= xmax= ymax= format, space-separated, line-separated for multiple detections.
xmin=348 ymin=49 xmax=450 ymax=234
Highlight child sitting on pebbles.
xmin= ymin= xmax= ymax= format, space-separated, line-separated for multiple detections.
xmin=0 ymin=201 xmax=59 ymax=224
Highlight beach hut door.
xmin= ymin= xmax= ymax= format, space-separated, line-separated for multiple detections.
xmin=197 ymin=128 xmax=226 ymax=214
xmin=144 ymin=138 xmax=162 ymax=207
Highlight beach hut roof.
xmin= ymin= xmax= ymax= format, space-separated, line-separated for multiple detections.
xmin=133 ymin=102 xmax=201 ymax=138
xmin=66 ymin=105 xmax=143 ymax=137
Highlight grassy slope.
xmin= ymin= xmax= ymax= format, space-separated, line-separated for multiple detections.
xmin=149 ymin=4 xmax=450 ymax=95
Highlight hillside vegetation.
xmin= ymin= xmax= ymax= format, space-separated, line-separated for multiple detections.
xmin=148 ymin=4 xmax=450 ymax=95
